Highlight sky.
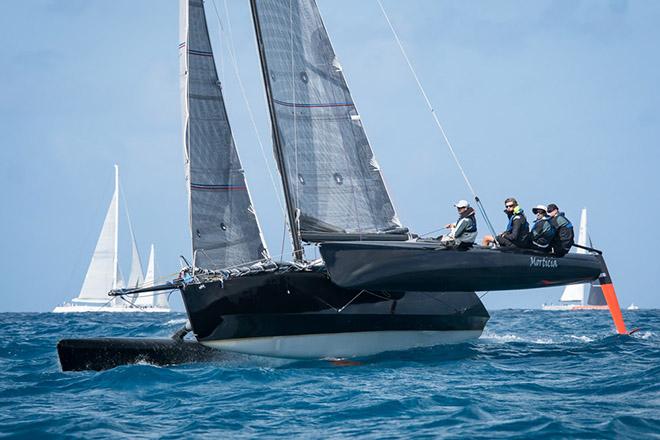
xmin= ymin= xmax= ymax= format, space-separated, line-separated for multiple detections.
xmin=1 ymin=0 xmax=659 ymax=312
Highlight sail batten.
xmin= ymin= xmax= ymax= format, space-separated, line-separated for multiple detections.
xmin=180 ymin=0 xmax=268 ymax=270
xmin=251 ymin=0 xmax=405 ymax=246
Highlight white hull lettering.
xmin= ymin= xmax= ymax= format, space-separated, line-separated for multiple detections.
xmin=529 ymin=256 xmax=558 ymax=269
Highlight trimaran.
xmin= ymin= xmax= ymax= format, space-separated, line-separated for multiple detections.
xmin=57 ymin=0 xmax=632 ymax=369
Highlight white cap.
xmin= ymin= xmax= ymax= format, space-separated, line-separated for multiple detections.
xmin=532 ymin=204 xmax=548 ymax=214
xmin=454 ymin=199 xmax=469 ymax=208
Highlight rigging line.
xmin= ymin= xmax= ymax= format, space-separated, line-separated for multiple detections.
xmin=280 ymin=210 xmax=287 ymax=261
xmin=375 ymin=0 xmax=499 ymax=241
xmin=209 ymin=0 xmax=286 ymax=217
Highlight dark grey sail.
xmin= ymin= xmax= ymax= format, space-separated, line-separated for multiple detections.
xmin=586 ymin=282 xmax=607 ymax=306
xmin=180 ymin=0 xmax=268 ymax=270
xmin=250 ymin=0 xmax=406 ymax=248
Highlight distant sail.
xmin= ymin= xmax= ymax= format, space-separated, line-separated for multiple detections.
xmin=75 ymin=166 xmax=120 ymax=302
xmin=586 ymin=282 xmax=607 ymax=306
xmin=559 ymin=208 xmax=588 ymax=303
xmin=135 ymin=244 xmax=159 ymax=307
xmin=144 ymin=245 xmax=170 ymax=309
xmin=127 ymin=231 xmax=144 ymax=289
xmin=251 ymin=0 xmax=405 ymax=239
xmin=180 ymin=0 xmax=268 ymax=270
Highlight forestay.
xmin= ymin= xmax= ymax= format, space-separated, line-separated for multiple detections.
xmin=180 ymin=0 xmax=268 ymax=270
xmin=251 ymin=0 xmax=405 ymax=239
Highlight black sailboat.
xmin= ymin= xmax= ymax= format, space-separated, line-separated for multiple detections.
xmin=93 ymin=0 xmax=624 ymax=364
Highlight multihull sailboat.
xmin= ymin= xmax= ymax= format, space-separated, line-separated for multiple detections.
xmin=107 ymin=0 xmax=626 ymax=360
xmin=542 ymin=209 xmax=609 ymax=311
xmin=53 ymin=166 xmax=170 ymax=313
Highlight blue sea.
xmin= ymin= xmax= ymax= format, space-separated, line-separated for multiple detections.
xmin=1 ymin=310 xmax=658 ymax=439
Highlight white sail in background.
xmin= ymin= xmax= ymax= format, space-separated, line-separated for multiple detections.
xmin=127 ymin=230 xmax=144 ymax=289
xmin=140 ymin=244 xmax=170 ymax=310
xmin=74 ymin=165 xmax=120 ymax=303
xmin=135 ymin=244 xmax=156 ymax=307
xmin=559 ymin=208 xmax=588 ymax=304
xmin=55 ymin=166 xmax=170 ymax=313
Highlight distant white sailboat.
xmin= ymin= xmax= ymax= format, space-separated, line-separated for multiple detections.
xmin=135 ymin=244 xmax=171 ymax=312
xmin=53 ymin=166 xmax=169 ymax=313
xmin=542 ymin=209 xmax=609 ymax=311
xmin=627 ymin=303 xmax=639 ymax=311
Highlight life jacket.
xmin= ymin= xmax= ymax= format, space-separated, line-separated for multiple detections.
xmin=505 ymin=207 xmax=528 ymax=233
xmin=531 ymin=216 xmax=556 ymax=248
xmin=550 ymin=213 xmax=574 ymax=255
xmin=456 ymin=208 xmax=477 ymax=234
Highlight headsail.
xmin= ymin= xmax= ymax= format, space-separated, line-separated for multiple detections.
xmin=250 ymin=0 xmax=405 ymax=249
xmin=559 ymin=208 xmax=588 ymax=303
xmin=180 ymin=0 xmax=268 ymax=270
xmin=75 ymin=166 xmax=120 ymax=303
xmin=126 ymin=229 xmax=144 ymax=289
xmin=133 ymin=244 xmax=168 ymax=308
xmin=144 ymin=245 xmax=170 ymax=309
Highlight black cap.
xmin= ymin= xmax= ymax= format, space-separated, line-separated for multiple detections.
xmin=547 ymin=203 xmax=559 ymax=213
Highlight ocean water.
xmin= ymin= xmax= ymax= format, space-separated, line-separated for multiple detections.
xmin=0 ymin=310 xmax=658 ymax=439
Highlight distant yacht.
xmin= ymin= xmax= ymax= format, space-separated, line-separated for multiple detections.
xmin=53 ymin=166 xmax=170 ymax=313
xmin=542 ymin=209 xmax=609 ymax=311
xmin=627 ymin=303 xmax=639 ymax=311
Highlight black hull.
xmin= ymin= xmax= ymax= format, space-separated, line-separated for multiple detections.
xmin=180 ymin=271 xmax=489 ymax=358
xmin=57 ymin=338 xmax=222 ymax=371
xmin=320 ymin=241 xmax=602 ymax=292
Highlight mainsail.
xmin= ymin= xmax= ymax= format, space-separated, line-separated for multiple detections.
xmin=250 ymin=0 xmax=405 ymax=250
xmin=75 ymin=165 xmax=120 ymax=303
xmin=180 ymin=0 xmax=268 ymax=270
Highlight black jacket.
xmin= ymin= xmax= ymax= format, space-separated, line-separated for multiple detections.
xmin=531 ymin=216 xmax=556 ymax=251
xmin=550 ymin=212 xmax=574 ymax=256
xmin=499 ymin=208 xmax=530 ymax=247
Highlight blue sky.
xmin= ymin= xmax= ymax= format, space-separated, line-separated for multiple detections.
xmin=2 ymin=0 xmax=658 ymax=311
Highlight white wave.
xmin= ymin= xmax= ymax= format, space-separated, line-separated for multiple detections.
xmin=165 ymin=318 xmax=188 ymax=326
xmin=569 ymin=335 xmax=595 ymax=343
xmin=482 ymin=332 xmax=555 ymax=344
xmin=634 ymin=331 xmax=655 ymax=340
xmin=482 ymin=332 xmax=524 ymax=343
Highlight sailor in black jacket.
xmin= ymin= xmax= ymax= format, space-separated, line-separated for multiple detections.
xmin=547 ymin=203 xmax=574 ymax=257
xmin=482 ymin=197 xmax=530 ymax=248
xmin=530 ymin=205 xmax=556 ymax=252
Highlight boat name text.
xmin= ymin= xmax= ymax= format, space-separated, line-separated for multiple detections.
xmin=529 ymin=256 xmax=558 ymax=269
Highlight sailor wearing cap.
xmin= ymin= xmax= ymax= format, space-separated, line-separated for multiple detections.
xmin=530 ymin=205 xmax=556 ymax=252
xmin=441 ymin=199 xmax=477 ymax=248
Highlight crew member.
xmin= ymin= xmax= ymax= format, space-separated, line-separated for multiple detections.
xmin=530 ymin=205 xmax=555 ymax=252
xmin=482 ymin=197 xmax=530 ymax=248
xmin=547 ymin=203 xmax=574 ymax=257
xmin=441 ymin=199 xmax=477 ymax=249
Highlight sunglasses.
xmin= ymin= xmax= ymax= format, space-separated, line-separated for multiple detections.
xmin=505 ymin=204 xmax=515 ymax=208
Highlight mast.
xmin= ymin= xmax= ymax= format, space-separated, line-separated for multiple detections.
xmin=249 ymin=0 xmax=303 ymax=261
xmin=113 ymin=164 xmax=119 ymax=290
xmin=179 ymin=0 xmax=194 ymax=266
